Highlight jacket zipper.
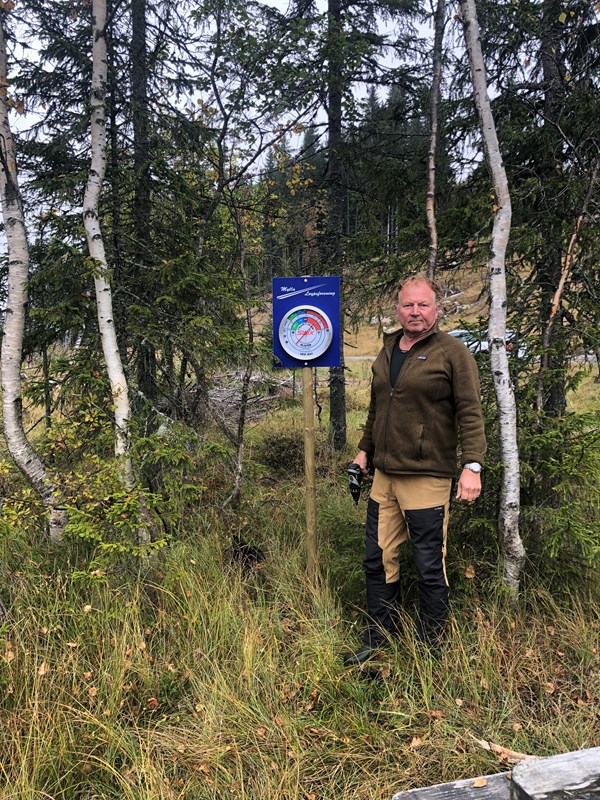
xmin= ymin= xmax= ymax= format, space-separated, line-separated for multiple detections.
xmin=382 ymin=349 xmax=413 ymax=472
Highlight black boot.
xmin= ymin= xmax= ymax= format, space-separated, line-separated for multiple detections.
xmin=343 ymin=645 xmax=377 ymax=666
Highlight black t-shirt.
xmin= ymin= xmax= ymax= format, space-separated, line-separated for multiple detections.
xmin=390 ymin=344 xmax=409 ymax=387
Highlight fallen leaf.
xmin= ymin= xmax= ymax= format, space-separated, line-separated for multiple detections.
xmin=37 ymin=662 xmax=49 ymax=676
xmin=256 ymin=726 xmax=267 ymax=737
xmin=147 ymin=697 xmax=159 ymax=710
xmin=465 ymin=564 xmax=476 ymax=579
xmin=88 ymin=687 xmax=98 ymax=698
xmin=455 ymin=698 xmax=464 ymax=707
xmin=543 ymin=682 xmax=555 ymax=694
xmin=83 ymin=605 xmax=92 ymax=614
xmin=66 ymin=642 xmax=79 ymax=648
xmin=83 ymin=671 xmax=93 ymax=680
xmin=473 ymin=779 xmax=488 ymax=788
xmin=409 ymin=736 xmax=422 ymax=750
xmin=512 ymin=722 xmax=522 ymax=731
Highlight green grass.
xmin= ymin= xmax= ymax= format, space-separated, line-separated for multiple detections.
xmin=0 ymin=356 xmax=598 ymax=798
xmin=567 ymin=367 xmax=600 ymax=414
xmin=1 ymin=485 xmax=599 ymax=799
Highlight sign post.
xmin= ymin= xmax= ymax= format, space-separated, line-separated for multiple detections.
xmin=302 ymin=367 xmax=317 ymax=582
xmin=272 ymin=277 xmax=341 ymax=583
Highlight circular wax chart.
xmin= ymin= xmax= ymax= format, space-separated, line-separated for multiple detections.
xmin=278 ymin=305 xmax=334 ymax=361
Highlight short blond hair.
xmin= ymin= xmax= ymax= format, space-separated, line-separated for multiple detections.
xmin=397 ymin=274 xmax=442 ymax=302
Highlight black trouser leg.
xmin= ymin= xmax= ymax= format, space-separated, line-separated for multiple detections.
xmin=404 ymin=505 xmax=449 ymax=645
xmin=362 ymin=498 xmax=400 ymax=646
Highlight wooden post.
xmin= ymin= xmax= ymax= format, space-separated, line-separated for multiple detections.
xmin=302 ymin=366 xmax=319 ymax=582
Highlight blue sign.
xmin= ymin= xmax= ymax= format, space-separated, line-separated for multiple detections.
xmin=272 ymin=276 xmax=341 ymax=368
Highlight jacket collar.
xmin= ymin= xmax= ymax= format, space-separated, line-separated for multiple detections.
xmin=382 ymin=327 xmax=439 ymax=359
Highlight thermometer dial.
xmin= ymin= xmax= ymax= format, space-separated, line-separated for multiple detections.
xmin=278 ymin=305 xmax=334 ymax=361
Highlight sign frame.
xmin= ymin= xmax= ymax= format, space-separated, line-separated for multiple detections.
xmin=272 ymin=276 xmax=341 ymax=368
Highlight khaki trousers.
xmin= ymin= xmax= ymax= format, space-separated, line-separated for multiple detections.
xmin=362 ymin=470 xmax=452 ymax=646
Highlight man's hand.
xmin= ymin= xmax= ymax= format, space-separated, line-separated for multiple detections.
xmin=456 ymin=468 xmax=481 ymax=503
xmin=353 ymin=450 xmax=371 ymax=479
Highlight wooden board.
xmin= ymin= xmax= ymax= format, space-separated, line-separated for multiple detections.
xmin=391 ymin=772 xmax=512 ymax=800
xmin=512 ymin=748 xmax=600 ymax=800
xmin=390 ymin=748 xmax=600 ymax=800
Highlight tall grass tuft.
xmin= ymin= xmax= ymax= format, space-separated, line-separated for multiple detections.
xmin=1 ymin=511 xmax=598 ymax=798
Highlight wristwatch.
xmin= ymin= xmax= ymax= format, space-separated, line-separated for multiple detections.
xmin=463 ymin=462 xmax=482 ymax=473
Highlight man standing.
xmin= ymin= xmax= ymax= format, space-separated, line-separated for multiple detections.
xmin=344 ymin=275 xmax=486 ymax=665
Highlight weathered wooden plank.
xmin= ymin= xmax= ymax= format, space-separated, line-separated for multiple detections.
xmin=512 ymin=747 xmax=600 ymax=800
xmin=390 ymin=749 xmax=600 ymax=800
xmin=391 ymin=772 xmax=512 ymax=800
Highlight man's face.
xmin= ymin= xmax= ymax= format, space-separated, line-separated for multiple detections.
xmin=396 ymin=281 xmax=440 ymax=337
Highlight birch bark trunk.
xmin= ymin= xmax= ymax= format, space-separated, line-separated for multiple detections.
xmin=83 ymin=0 xmax=134 ymax=489
xmin=0 ymin=16 xmax=66 ymax=543
xmin=460 ymin=0 xmax=525 ymax=593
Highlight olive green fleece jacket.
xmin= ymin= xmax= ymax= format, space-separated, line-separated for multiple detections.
xmin=358 ymin=329 xmax=486 ymax=477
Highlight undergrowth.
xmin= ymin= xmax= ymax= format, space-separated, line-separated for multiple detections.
xmin=0 ymin=368 xmax=599 ymax=798
xmin=0 ymin=490 xmax=599 ymax=798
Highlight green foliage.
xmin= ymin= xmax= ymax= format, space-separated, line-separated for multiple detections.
xmin=520 ymin=412 xmax=600 ymax=571
xmin=63 ymin=486 xmax=166 ymax=558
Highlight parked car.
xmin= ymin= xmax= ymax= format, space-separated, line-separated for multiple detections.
xmin=447 ymin=328 xmax=527 ymax=358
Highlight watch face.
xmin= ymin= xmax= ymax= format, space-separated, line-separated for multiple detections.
xmin=278 ymin=305 xmax=334 ymax=361
xmin=465 ymin=463 xmax=481 ymax=473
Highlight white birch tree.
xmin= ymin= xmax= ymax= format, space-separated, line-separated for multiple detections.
xmin=83 ymin=0 xmax=134 ymax=489
xmin=460 ymin=0 xmax=525 ymax=593
xmin=0 ymin=14 xmax=67 ymax=544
